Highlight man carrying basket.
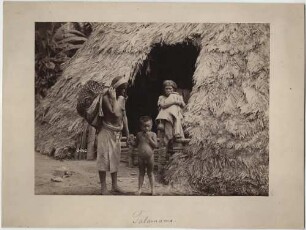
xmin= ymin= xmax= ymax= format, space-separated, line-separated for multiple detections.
xmin=96 ymin=76 xmax=130 ymax=195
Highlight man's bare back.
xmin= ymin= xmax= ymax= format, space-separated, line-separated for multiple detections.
xmin=97 ymin=78 xmax=130 ymax=195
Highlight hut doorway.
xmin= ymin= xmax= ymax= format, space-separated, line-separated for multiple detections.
xmin=126 ymin=42 xmax=200 ymax=134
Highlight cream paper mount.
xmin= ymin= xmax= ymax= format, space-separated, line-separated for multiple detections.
xmin=3 ymin=2 xmax=304 ymax=228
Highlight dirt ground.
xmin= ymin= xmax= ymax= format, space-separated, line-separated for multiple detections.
xmin=35 ymin=152 xmax=190 ymax=196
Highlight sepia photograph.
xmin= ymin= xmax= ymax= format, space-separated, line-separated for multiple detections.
xmin=3 ymin=2 xmax=304 ymax=228
xmin=35 ymin=22 xmax=270 ymax=196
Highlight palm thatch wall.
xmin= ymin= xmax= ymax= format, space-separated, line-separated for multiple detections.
xmin=35 ymin=23 xmax=269 ymax=195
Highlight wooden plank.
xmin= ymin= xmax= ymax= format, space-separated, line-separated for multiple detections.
xmin=174 ymin=138 xmax=191 ymax=144
xmin=121 ymin=142 xmax=128 ymax=148
xmin=86 ymin=125 xmax=96 ymax=160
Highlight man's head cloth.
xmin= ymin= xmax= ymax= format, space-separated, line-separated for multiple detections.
xmin=111 ymin=76 xmax=128 ymax=89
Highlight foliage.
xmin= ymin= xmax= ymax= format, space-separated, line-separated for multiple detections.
xmin=35 ymin=22 xmax=93 ymax=98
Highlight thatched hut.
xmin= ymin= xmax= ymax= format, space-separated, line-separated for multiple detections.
xmin=35 ymin=23 xmax=269 ymax=195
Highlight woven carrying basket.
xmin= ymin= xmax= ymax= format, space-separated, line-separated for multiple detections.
xmin=76 ymin=80 xmax=108 ymax=129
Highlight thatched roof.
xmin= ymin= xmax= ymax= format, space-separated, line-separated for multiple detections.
xmin=35 ymin=23 xmax=269 ymax=194
xmin=35 ymin=22 xmax=213 ymax=153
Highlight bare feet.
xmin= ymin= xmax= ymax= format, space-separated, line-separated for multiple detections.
xmin=111 ymin=186 xmax=124 ymax=194
xmin=135 ymin=190 xmax=142 ymax=195
xmin=101 ymin=189 xmax=111 ymax=195
xmin=151 ymin=190 xmax=155 ymax=196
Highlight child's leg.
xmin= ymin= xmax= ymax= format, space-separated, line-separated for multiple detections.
xmin=174 ymin=118 xmax=184 ymax=138
xmin=147 ymin=156 xmax=155 ymax=195
xmin=164 ymin=121 xmax=173 ymax=145
xmin=173 ymin=118 xmax=180 ymax=137
xmin=157 ymin=119 xmax=165 ymax=131
xmin=157 ymin=120 xmax=165 ymax=145
xmin=136 ymin=157 xmax=145 ymax=195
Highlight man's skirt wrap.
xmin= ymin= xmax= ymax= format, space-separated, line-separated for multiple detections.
xmin=97 ymin=122 xmax=123 ymax=173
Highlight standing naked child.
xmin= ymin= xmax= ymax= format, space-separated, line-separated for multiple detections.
xmin=130 ymin=116 xmax=158 ymax=195
xmin=156 ymin=80 xmax=186 ymax=146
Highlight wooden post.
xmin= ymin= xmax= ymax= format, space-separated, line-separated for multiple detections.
xmin=77 ymin=123 xmax=88 ymax=160
xmin=128 ymin=146 xmax=134 ymax=167
xmin=158 ymin=147 xmax=167 ymax=172
xmin=87 ymin=125 xmax=96 ymax=160
xmin=133 ymin=149 xmax=139 ymax=167
xmin=172 ymin=141 xmax=183 ymax=154
xmin=75 ymin=133 xmax=81 ymax=160
xmin=120 ymin=138 xmax=129 ymax=164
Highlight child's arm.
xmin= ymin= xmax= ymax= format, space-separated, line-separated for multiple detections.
xmin=131 ymin=133 xmax=141 ymax=147
xmin=179 ymin=95 xmax=186 ymax=108
xmin=128 ymin=134 xmax=138 ymax=147
xmin=146 ymin=132 xmax=158 ymax=149
xmin=158 ymin=95 xmax=178 ymax=109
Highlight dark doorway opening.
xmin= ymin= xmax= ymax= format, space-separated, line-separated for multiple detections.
xmin=126 ymin=42 xmax=200 ymax=135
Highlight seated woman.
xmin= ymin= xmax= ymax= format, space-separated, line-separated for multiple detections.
xmin=156 ymin=80 xmax=185 ymax=146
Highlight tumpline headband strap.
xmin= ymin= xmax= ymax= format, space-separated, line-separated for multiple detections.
xmin=112 ymin=77 xmax=127 ymax=89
